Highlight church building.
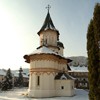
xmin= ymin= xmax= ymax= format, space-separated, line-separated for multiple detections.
xmin=24 ymin=5 xmax=75 ymax=98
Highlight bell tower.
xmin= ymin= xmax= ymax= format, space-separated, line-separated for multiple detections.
xmin=37 ymin=5 xmax=62 ymax=54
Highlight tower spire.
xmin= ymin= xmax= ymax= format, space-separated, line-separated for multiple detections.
xmin=46 ymin=4 xmax=51 ymax=13
xmin=37 ymin=5 xmax=59 ymax=37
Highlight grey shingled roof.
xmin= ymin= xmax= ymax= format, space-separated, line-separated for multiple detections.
xmin=55 ymin=72 xmax=74 ymax=80
xmin=37 ymin=11 xmax=59 ymax=35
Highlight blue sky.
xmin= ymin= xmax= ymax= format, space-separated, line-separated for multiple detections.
xmin=0 ymin=0 xmax=100 ymax=70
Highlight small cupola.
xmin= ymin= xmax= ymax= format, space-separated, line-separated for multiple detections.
xmin=57 ymin=41 xmax=64 ymax=49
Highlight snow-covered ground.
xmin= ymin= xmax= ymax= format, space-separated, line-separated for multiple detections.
xmin=0 ymin=88 xmax=89 ymax=100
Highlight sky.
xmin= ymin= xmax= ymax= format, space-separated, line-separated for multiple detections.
xmin=0 ymin=0 xmax=100 ymax=70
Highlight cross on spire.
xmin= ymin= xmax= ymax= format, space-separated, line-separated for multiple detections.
xmin=46 ymin=4 xmax=51 ymax=12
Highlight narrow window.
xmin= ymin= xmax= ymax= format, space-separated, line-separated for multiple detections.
xmin=37 ymin=76 xmax=40 ymax=86
xmin=45 ymin=39 xmax=47 ymax=45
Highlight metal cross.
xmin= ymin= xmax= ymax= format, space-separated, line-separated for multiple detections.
xmin=46 ymin=4 xmax=51 ymax=12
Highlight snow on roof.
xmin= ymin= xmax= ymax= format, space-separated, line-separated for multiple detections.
xmin=69 ymin=66 xmax=88 ymax=72
xmin=22 ymin=74 xmax=29 ymax=78
xmin=0 ymin=69 xmax=29 ymax=78
xmin=24 ymin=46 xmax=72 ymax=63
xmin=60 ymin=74 xmax=67 ymax=79
xmin=29 ymin=46 xmax=70 ymax=60
xmin=0 ymin=69 xmax=6 ymax=76
xmin=12 ymin=71 xmax=29 ymax=78
xmin=29 ymin=46 xmax=57 ymax=55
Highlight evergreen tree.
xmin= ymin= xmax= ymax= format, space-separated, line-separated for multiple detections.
xmin=1 ymin=68 xmax=13 ymax=91
xmin=17 ymin=67 xmax=23 ymax=87
xmin=87 ymin=19 xmax=96 ymax=100
xmin=87 ymin=3 xmax=100 ymax=100
xmin=93 ymin=3 xmax=100 ymax=99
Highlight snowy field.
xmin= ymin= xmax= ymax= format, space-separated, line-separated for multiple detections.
xmin=0 ymin=88 xmax=89 ymax=100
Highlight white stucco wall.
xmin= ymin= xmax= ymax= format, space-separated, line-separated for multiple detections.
xmin=39 ymin=30 xmax=65 ymax=56
xmin=40 ymin=30 xmax=58 ymax=46
xmin=30 ymin=60 xmax=68 ymax=72
xmin=30 ymin=60 xmax=58 ymax=69
xmin=28 ymin=73 xmax=55 ymax=97
xmin=58 ymin=63 xmax=68 ymax=71
xmin=28 ymin=54 xmax=71 ymax=97
xmin=58 ymin=47 xmax=63 ymax=56
xmin=55 ymin=80 xmax=75 ymax=96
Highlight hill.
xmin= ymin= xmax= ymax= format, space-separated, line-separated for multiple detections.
xmin=68 ymin=56 xmax=88 ymax=67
